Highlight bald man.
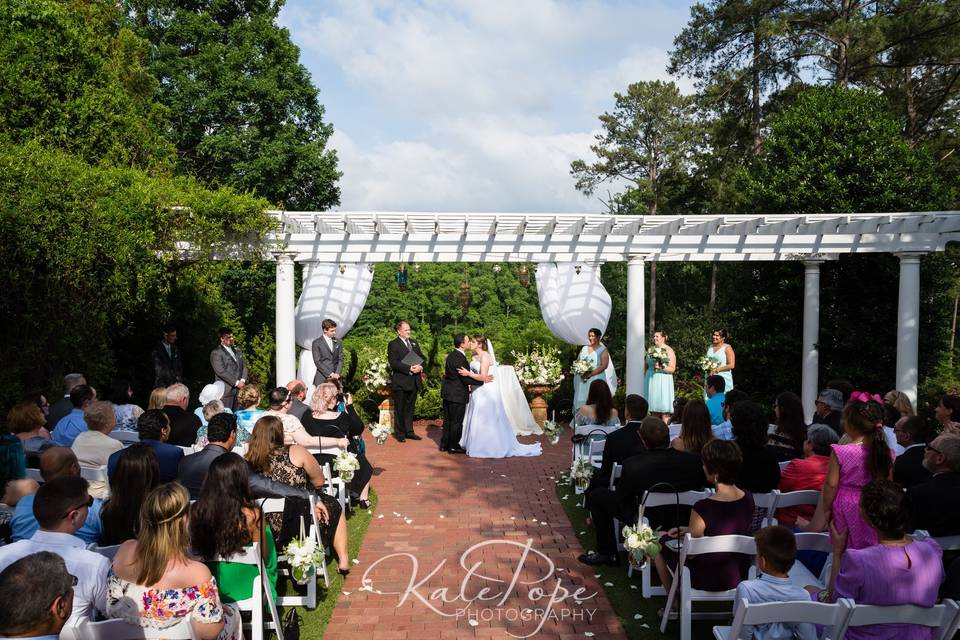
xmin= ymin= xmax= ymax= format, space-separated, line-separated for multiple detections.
xmin=11 ymin=447 xmax=104 ymax=543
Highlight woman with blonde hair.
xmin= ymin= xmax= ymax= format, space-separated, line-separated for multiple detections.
xmin=245 ymin=415 xmax=352 ymax=575
xmin=147 ymin=387 xmax=167 ymax=410
xmin=233 ymin=384 xmax=265 ymax=444
xmin=106 ymin=482 xmax=239 ymax=639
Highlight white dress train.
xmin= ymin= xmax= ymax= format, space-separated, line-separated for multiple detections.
xmin=460 ymin=358 xmax=542 ymax=459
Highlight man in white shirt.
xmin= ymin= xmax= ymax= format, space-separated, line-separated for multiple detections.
xmin=70 ymin=401 xmax=122 ymax=498
xmin=0 ymin=477 xmax=110 ymax=638
xmin=0 ymin=551 xmax=75 ymax=640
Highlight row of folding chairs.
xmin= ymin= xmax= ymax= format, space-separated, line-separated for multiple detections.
xmin=26 ymin=465 xmax=110 ymax=495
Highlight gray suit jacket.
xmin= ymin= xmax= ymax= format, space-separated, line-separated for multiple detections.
xmin=210 ymin=345 xmax=249 ymax=391
xmin=178 ymin=444 xmax=315 ymax=501
xmin=311 ymin=336 xmax=343 ymax=385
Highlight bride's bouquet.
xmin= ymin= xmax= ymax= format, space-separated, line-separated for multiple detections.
xmin=512 ymin=345 xmax=564 ymax=386
xmin=646 ymin=345 xmax=669 ymax=368
xmin=369 ymin=422 xmax=392 ymax=445
xmin=541 ymin=419 xmax=562 ymax=445
xmin=362 ymin=357 xmax=391 ymax=391
xmin=333 ymin=450 xmax=360 ymax=482
xmin=570 ymin=357 xmax=593 ymax=377
xmin=570 ymin=457 xmax=593 ymax=490
xmin=621 ymin=522 xmax=662 ymax=569
xmin=698 ymin=355 xmax=722 ymax=373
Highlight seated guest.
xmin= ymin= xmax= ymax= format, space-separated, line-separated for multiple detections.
xmin=731 ymin=402 xmax=781 ymax=494
xmin=0 ymin=477 xmax=110 ymax=628
xmin=245 ymin=415 xmax=352 ymax=574
xmin=767 ymin=392 xmax=806 ymax=462
xmin=821 ymin=480 xmax=943 ymax=640
xmin=191 ymin=453 xmax=278 ymax=604
xmin=885 ymin=389 xmax=915 ymax=418
xmin=894 ymin=416 xmax=934 ymax=488
xmin=777 ymin=424 xmax=838 ymax=527
xmin=99 ymin=444 xmax=159 ymax=545
xmin=194 ymin=399 xmax=228 ymax=448
xmin=71 ymin=400 xmax=123 ymax=498
xmin=107 ymin=409 xmax=183 ymax=482
xmin=106 ymin=483 xmax=238 ymax=640
xmin=812 ymin=388 xmax=844 ymax=437
xmin=286 ymin=380 xmax=311 ymax=422
xmin=587 ymin=394 xmax=649 ymax=492
xmin=705 ymin=375 xmax=726 ymax=426
xmin=671 ymin=398 xmax=713 ymax=455
xmin=162 ymin=383 xmax=202 ymax=447
xmin=574 ymin=379 xmax=621 ymax=427
xmin=147 ymin=386 xmax=167 ymax=410
xmin=936 ymin=394 xmax=960 ymax=434
xmin=6 ymin=400 xmax=55 ymax=462
xmin=302 ymin=383 xmax=373 ymax=508
xmin=713 ymin=388 xmax=749 ymax=441
xmin=0 ymin=552 xmax=76 ymax=640
xmin=671 ymin=397 xmax=688 ymax=426
xmin=263 ymin=387 xmax=349 ymax=450
xmin=654 ymin=439 xmax=755 ymax=616
xmin=51 ymin=384 xmax=96 ymax=447
xmin=108 ymin=379 xmax=143 ymax=432
xmin=908 ymin=433 xmax=960 ymax=537
xmin=579 ymin=416 xmax=705 ymax=566
xmin=47 ymin=373 xmax=86 ymax=430
xmin=733 ymin=526 xmax=817 ymax=640
xmin=233 ymin=384 xmax=266 ymax=444
xmin=194 ymin=384 xmax=230 ymax=425
xmin=12 ymin=447 xmax=103 ymax=543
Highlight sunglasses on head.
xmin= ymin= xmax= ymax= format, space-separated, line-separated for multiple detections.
xmin=63 ymin=495 xmax=94 ymax=518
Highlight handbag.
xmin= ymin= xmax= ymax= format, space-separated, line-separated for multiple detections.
xmin=282 ymin=607 xmax=301 ymax=640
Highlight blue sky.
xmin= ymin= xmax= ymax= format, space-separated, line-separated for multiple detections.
xmin=278 ymin=0 xmax=696 ymax=213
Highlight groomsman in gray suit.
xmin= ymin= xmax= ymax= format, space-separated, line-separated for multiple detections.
xmin=312 ymin=318 xmax=343 ymax=386
xmin=210 ymin=327 xmax=249 ymax=409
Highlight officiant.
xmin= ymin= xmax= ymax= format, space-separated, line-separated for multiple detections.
xmin=387 ymin=320 xmax=426 ymax=442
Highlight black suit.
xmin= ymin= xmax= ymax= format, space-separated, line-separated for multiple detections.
xmin=387 ymin=336 xmax=425 ymax=437
xmin=894 ymin=445 xmax=931 ymax=489
xmin=440 ymin=349 xmax=480 ymax=450
xmin=151 ymin=341 xmax=183 ymax=387
xmin=588 ymin=421 xmax=646 ymax=492
xmin=162 ymin=405 xmax=202 ymax=448
xmin=586 ymin=448 xmax=706 ymax=555
xmin=177 ymin=444 xmax=318 ymax=501
xmin=909 ymin=472 xmax=960 ymax=536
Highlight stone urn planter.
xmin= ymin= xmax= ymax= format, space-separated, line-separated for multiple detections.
xmin=524 ymin=384 xmax=558 ymax=427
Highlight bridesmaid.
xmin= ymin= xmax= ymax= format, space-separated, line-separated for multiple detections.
xmin=572 ymin=328 xmax=611 ymax=412
xmin=645 ymin=330 xmax=676 ymax=418
xmin=705 ymin=328 xmax=735 ymax=396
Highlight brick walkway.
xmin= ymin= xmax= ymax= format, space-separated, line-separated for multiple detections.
xmin=323 ymin=421 xmax=626 ymax=640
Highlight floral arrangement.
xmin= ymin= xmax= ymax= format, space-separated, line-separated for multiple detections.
xmin=542 ymin=419 xmax=562 ymax=445
xmin=512 ymin=345 xmax=564 ymax=386
xmin=621 ymin=522 xmax=662 ymax=569
xmin=570 ymin=357 xmax=593 ymax=377
xmin=697 ymin=355 xmax=722 ymax=373
xmin=570 ymin=457 xmax=593 ymax=490
xmin=369 ymin=422 xmax=393 ymax=445
xmin=283 ymin=534 xmax=324 ymax=584
xmin=333 ymin=450 xmax=360 ymax=482
xmin=646 ymin=345 xmax=669 ymax=368
xmin=362 ymin=356 xmax=391 ymax=391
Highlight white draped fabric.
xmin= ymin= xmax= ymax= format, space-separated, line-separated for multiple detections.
xmin=497 ymin=365 xmax=543 ymax=435
xmin=294 ymin=263 xmax=373 ymax=384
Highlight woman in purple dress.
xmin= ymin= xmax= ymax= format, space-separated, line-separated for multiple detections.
xmin=823 ymin=480 xmax=943 ymax=640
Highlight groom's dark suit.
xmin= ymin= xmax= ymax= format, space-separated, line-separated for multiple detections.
xmin=440 ymin=349 xmax=482 ymax=451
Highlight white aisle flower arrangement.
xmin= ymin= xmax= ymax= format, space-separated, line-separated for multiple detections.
xmin=283 ymin=534 xmax=324 ymax=585
xmin=570 ymin=357 xmax=593 ymax=377
xmin=333 ymin=450 xmax=360 ymax=482
xmin=570 ymin=457 xmax=593 ymax=490
xmin=646 ymin=345 xmax=669 ymax=368
xmin=621 ymin=522 xmax=662 ymax=569
xmin=698 ymin=355 xmax=722 ymax=373
xmin=542 ymin=419 xmax=563 ymax=445
xmin=362 ymin=357 xmax=391 ymax=391
xmin=512 ymin=345 xmax=564 ymax=386
xmin=369 ymin=422 xmax=392 ymax=445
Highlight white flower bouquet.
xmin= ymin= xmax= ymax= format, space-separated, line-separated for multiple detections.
xmin=369 ymin=422 xmax=392 ymax=445
xmin=333 ymin=450 xmax=360 ymax=482
xmin=570 ymin=357 xmax=593 ymax=377
xmin=511 ymin=345 xmax=564 ymax=386
xmin=646 ymin=345 xmax=669 ymax=368
xmin=542 ymin=419 xmax=562 ymax=445
xmin=570 ymin=457 xmax=593 ymax=490
xmin=362 ymin=357 xmax=391 ymax=391
xmin=283 ymin=534 xmax=325 ymax=585
xmin=698 ymin=355 xmax=722 ymax=373
xmin=621 ymin=522 xmax=662 ymax=569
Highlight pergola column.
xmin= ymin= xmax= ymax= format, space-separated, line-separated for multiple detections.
xmin=801 ymin=259 xmax=823 ymax=423
xmin=626 ymin=255 xmax=646 ymax=395
xmin=896 ymin=252 xmax=924 ymax=408
xmin=274 ymin=251 xmax=297 ymax=387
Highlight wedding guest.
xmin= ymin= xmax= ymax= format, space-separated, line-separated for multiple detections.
xmin=108 ymin=379 xmax=143 ymax=432
xmin=28 ymin=390 xmax=51 ymax=422
xmin=672 ymin=397 xmax=688 ymax=426
xmin=387 ymin=320 xmax=425 ymax=441
xmin=264 ymin=386 xmax=348 ymax=451
xmin=574 ymin=379 xmax=620 ymax=427
xmin=194 ymin=384 xmax=228 ymax=428
xmin=935 ymin=394 xmax=960 ymax=434
xmin=71 ymin=400 xmax=123 ymax=498
xmin=147 ymin=386 xmax=167 ymax=410
xmin=713 ymin=388 xmax=749 ymax=441
xmin=285 ymin=380 xmax=311 ymax=422
xmin=813 ymin=388 xmax=844 ymax=436
xmin=6 ymin=400 xmax=55 ymax=461
xmin=244 ymin=416 xmax=351 ymax=574
xmin=821 ymin=480 xmax=943 ymax=640
xmin=908 ymin=433 xmax=960 ymax=537
xmin=705 ymin=375 xmax=726 ymax=426
xmin=586 ymin=395 xmax=649 ymax=493
xmin=767 ymin=392 xmax=806 ymax=462
xmin=645 ymin=330 xmax=676 ymax=418
xmin=884 ymin=389 xmax=915 ymax=418
xmin=151 ymin=324 xmax=183 ymax=387
xmin=107 ymin=410 xmax=183 ymax=482
xmin=706 ymin=328 xmax=735 ymax=393
xmin=194 ymin=399 xmax=227 ymax=448
xmin=47 ymin=373 xmax=85 ymax=429
xmin=894 ymin=416 xmax=934 ymax=488
xmin=162 ymin=383 xmax=202 ymax=447
xmin=302 ymin=383 xmax=372 ymax=507
xmin=572 ymin=328 xmax=612 ymax=412
xmin=730 ymin=402 xmax=781 ymax=495
xmin=51 ymin=384 xmax=96 ymax=447
xmin=777 ymin=424 xmax=838 ymax=527
xmin=671 ymin=398 xmax=713 ymax=455
xmin=106 ymin=483 xmax=238 ymax=639
xmin=0 ymin=552 xmax=76 ymax=640
xmin=99 ymin=444 xmax=159 ymax=545
xmin=233 ymin=384 xmax=265 ymax=444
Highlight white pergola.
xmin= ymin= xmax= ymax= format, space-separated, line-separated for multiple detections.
xmin=267 ymin=210 xmax=960 ymax=418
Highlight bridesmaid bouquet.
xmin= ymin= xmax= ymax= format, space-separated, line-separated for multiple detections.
xmin=698 ymin=355 xmax=722 ymax=373
xmin=369 ymin=422 xmax=392 ymax=445
xmin=542 ymin=419 xmax=562 ymax=445
xmin=570 ymin=457 xmax=593 ymax=490
xmin=362 ymin=357 xmax=391 ymax=391
xmin=646 ymin=345 xmax=669 ymax=368
xmin=283 ymin=527 xmax=324 ymax=584
xmin=570 ymin=357 xmax=593 ymax=377
xmin=621 ymin=523 xmax=662 ymax=569
xmin=333 ymin=450 xmax=360 ymax=482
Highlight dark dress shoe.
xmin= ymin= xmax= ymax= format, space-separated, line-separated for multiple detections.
xmin=577 ymin=552 xmax=619 ymax=567
xmin=396 ymin=434 xmax=406 ymax=442
xmin=439 ymin=445 xmax=448 ymax=452
xmin=447 ymin=446 xmax=466 ymax=454
xmin=405 ymin=433 xmax=422 ymax=441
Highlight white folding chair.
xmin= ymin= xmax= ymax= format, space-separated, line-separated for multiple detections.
xmin=751 ymin=491 xmax=779 ymax=528
xmin=109 ymin=430 xmax=140 ymax=445
xmin=661 ymin=533 xmax=758 ymax=640
xmin=261 ymin=495 xmax=327 ymax=609
xmin=609 ymin=463 xmax=623 ymax=549
xmin=321 ymin=462 xmax=349 ymax=512
xmin=835 ymin=598 xmax=960 ymax=640
xmin=77 ymin=616 xmax=198 ymax=639
xmin=713 ymin=597 xmax=851 ymax=640
xmin=214 ymin=542 xmax=283 ymax=640
xmin=773 ymin=490 xmax=821 ymax=526
xmin=177 ymin=445 xmax=194 ymax=455
xmin=778 ymin=460 xmax=790 ymax=471
xmin=25 ymin=468 xmax=44 ymax=483
xmin=86 ymin=543 xmax=122 ymax=560
xmin=789 ymin=532 xmax=832 ymax=588
xmin=634 ymin=489 xmax=714 ymax=595
xmin=79 ymin=465 xmax=110 ymax=498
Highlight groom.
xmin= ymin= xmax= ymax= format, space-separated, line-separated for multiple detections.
xmin=440 ymin=335 xmax=491 ymax=454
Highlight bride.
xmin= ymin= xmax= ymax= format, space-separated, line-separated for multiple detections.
xmin=459 ymin=335 xmax=542 ymax=459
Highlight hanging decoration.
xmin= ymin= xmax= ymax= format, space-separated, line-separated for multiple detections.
xmin=492 ymin=264 xmax=502 ymax=273
xmin=535 ymin=263 xmax=612 ymax=344
xmin=396 ymin=264 xmax=409 ymax=291
xmin=518 ymin=265 xmax=530 ymax=288
xmin=459 ymin=266 xmax=472 ymax=315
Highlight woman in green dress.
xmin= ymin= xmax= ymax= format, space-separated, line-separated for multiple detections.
xmin=572 ymin=328 xmax=612 ymax=412
xmin=190 ymin=452 xmax=278 ymax=604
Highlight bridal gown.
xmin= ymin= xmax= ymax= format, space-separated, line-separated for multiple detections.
xmin=460 ymin=359 xmax=542 ymax=459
